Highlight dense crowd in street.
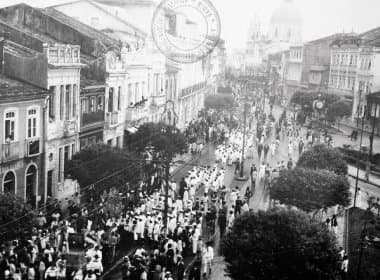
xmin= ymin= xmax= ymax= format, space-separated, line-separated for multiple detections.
xmin=0 ymin=109 xmax=239 ymax=280
xmin=0 ymin=87 xmax=358 ymax=280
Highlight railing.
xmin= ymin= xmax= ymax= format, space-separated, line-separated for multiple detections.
xmin=1 ymin=142 xmax=22 ymax=163
xmin=126 ymin=107 xmax=148 ymax=122
xmin=81 ymin=110 xmax=105 ymax=126
xmin=63 ymin=120 xmax=78 ymax=137
xmin=25 ymin=139 xmax=40 ymax=157
xmin=181 ymin=81 xmax=207 ymax=98
xmin=151 ymin=95 xmax=166 ymax=107
xmin=106 ymin=111 xmax=120 ymax=126
xmin=44 ymin=44 xmax=81 ymax=65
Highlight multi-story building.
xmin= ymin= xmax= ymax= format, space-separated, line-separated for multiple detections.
xmin=329 ymin=32 xmax=380 ymax=118
xmin=284 ymin=44 xmax=306 ymax=98
xmin=0 ymin=3 xmax=121 ymax=200
xmin=0 ymin=71 xmax=48 ymax=207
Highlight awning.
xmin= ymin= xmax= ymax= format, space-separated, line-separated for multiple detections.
xmin=126 ymin=127 xmax=138 ymax=134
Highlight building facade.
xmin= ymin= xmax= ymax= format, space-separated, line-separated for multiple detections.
xmin=0 ymin=75 xmax=48 ymax=207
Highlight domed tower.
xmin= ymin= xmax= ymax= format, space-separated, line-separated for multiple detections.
xmin=248 ymin=15 xmax=263 ymax=42
xmin=268 ymin=0 xmax=303 ymax=43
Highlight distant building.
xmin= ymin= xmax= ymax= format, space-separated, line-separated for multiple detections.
xmin=329 ymin=30 xmax=380 ymax=118
xmin=245 ymin=0 xmax=303 ymax=71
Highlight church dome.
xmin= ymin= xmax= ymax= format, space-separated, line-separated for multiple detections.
xmin=270 ymin=0 xmax=303 ymax=25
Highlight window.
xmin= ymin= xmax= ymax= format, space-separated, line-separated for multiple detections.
xmin=27 ymin=108 xmax=38 ymax=139
xmin=116 ymin=136 xmax=120 ymax=148
xmin=81 ymin=99 xmax=87 ymax=114
xmin=107 ymin=139 xmax=112 ymax=146
xmin=128 ymin=84 xmax=133 ymax=106
xmin=97 ymin=96 xmax=104 ymax=110
xmin=142 ymin=82 xmax=146 ymax=100
xmin=108 ymin=88 xmax=114 ymax=112
xmin=71 ymin=143 xmax=75 ymax=158
xmin=135 ymin=83 xmax=139 ymax=103
xmin=4 ymin=110 xmax=16 ymax=141
xmin=58 ymin=148 xmax=62 ymax=183
xmin=65 ymin=85 xmax=71 ymax=120
xmin=117 ymin=86 xmax=121 ymax=111
xmin=3 ymin=171 xmax=15 ymax=194
xmin=368 ymin=59 xmax=372 ymax=70
xmin=90 ymin=97 xmax=95 ymax=112
xmin=72 ymin=84 xmax=77 ymax=118
xmin=147 ymin=74 xmax=151 ymax=94
xmin=49 ymin=86 xmax=55 ymax=119
xmin=73 ymin=49 xmax=79 ymax=59
xmin=64 ymin=145 xmax=70 ymax=163
xmin=60 ymin=85 xmax=64 ymax=120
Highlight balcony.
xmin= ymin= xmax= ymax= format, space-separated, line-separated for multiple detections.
xmin=151 ymin=95 xmax=166 ymax=107
xmin=25 ymin=139 xmax=40 ymax=157
xmin=81 ymin=110 xmax=105 ymax=126
xmin=43 ymin=43 xmax=81 ymax=66
xmin=63 ymin=120 xmax=78 ymax=137
xmin=106 ymin=111 xmax=120 ymax=127
xmin=1 ymin=142 xmax=22 ymax=163
xmin=126 ymin=106 xmax=148 ymax=122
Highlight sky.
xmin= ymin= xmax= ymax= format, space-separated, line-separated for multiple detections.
xmin=1 ymin=0 xmax=380 ymax=53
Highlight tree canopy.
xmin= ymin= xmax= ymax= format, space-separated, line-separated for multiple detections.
xmin=204 ymin=94 xmax=235 ymax=111
xmin=297 ymin=144 xmax=348 ymax=175
xmin=271 ymin=168 xmax=350 ymax=212
xmin=221 ymin=209 xmax=340 ymax=280
xmin=0 ymin=193 xmax=36 ymax=241
xmin=326 ymin=100 xmax=352 ymax=123
xmin=65 ymin=144 xmax=143 ymax=199
xmin=290 ymin=91 xmax=340 ymax=109
xmin=129 ymin=122 xmax=187 ymax=159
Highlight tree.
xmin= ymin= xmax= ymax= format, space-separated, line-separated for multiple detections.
xmin=221 ymin=209 xmax=340 ymax=280
xmin=290 ymin=91 xmax=340 ymax=113
xmin=270 ymin=168 xmax=351 ymax=212
xmin=326 ymin=100 xmax=352 ymax=123
xmin=204 ymin=94 xmax=235 ymax=111
xmin=65 ymin=144 xmax=143 ymax=199
xmin=129 ymin=122 xmax=187 ymax=159
xmin=297 ymin=144 xmax=348 ymax=175
xmin=0 ymin=193 xmax=36 ymax=241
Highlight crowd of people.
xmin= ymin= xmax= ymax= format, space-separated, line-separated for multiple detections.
xmin=0 ymin=109 xmax=239 ymax=280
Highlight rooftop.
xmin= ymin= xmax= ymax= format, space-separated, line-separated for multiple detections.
xmin=41 ymin=7 xmax=119 ymax=49
xmin=0 ymin=74 xmax=47 ymax=103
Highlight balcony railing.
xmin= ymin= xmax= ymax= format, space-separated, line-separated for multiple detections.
xmin=106 ymin=111 xmax=120 ymax=127
xmin=151 ymin=95 xmax=166 ymax=107
xmin=44 ymin=43 xmax=81 ymax=65
xmin=63 ymin=120 xmax=78 ymax=137
xmin=126 ymin=107 xmax=148 ymax=122
xmin=180 ymin=81 xmax=207 ymax=98
xmin=25 ymin=139 xmax=40 ymax=157
xmin=1 ymin=142 xmax=22 ymax=163
xmin=81 ymin=110 xmax=105 ymax=126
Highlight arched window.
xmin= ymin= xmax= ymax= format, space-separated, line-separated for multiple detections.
xmin=274 ymin=28 xmax=278 ymax=38
xmin=25 ymin=165 xmax=37 ymax=206
xmin=3 ymin=171 xmax=15 ymax=194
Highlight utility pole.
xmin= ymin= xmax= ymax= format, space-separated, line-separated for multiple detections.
xmin=354 ymin=107 xmax=366 ymax=207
